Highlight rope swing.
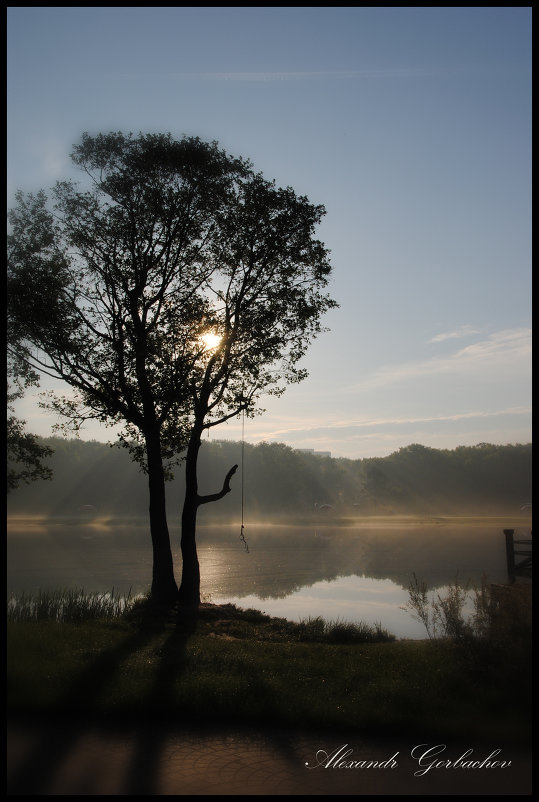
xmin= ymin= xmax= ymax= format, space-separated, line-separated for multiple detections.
xmin=239 ymin=405 xmax=249 ymax=553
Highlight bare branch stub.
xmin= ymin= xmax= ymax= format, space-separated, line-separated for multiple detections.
xmin=198 ymin=464 xmax=239 ymax=505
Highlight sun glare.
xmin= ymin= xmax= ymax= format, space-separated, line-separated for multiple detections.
xmin=201 ymin=331 xmax=222 ymax=351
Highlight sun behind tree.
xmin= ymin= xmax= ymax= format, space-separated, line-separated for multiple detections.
xmin=8 ymin=131 xmax=337 ymax=609
xmin=200 ymin=331 xmax=222 ymax=351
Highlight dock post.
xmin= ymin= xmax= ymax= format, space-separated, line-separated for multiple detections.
xmin=504 ymin=529 xmax=516 ymax=583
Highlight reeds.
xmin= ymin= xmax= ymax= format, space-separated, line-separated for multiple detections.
xmin=401 ymin=572 xmax=532 ymax=643
xmin=296 ymin=615 xmax=395 ymax=643
xmin=7 ymin=588 xmax=137 ymax=622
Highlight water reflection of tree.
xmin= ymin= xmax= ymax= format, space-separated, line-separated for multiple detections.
xmin=197 ymin=524 xmax=510 ymax=598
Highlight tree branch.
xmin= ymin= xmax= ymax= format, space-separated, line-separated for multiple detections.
xmin=197 ymin=463 xmax=238 ymax=506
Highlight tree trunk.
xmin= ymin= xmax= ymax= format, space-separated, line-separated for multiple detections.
xmin=178 ymin=488 xmax=201 ymax=607
xmin=178 ymin=421 xmax=239 ymax=607
xmin=178 ymin=429 xmax=202 ymax=607
xmin=145 ymin=428 xmax=178 ymax=605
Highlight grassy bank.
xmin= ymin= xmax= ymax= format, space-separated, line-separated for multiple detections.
xmin=7 ymin=589 xmax=531 ymax=745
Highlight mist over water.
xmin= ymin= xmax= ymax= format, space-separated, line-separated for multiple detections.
xmin=7 ymin=515 xmax=527 ymax=638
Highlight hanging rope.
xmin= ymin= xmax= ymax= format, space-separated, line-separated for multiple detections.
xmin=239 ymin=405 xmax=249 ymax=553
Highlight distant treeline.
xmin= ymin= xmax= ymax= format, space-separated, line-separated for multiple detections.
xmin=7 ymin=438 xmax=532 ymax=518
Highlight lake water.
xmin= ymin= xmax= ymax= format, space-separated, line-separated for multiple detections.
xmin=7 ymin=515 xmax=530 ymax=639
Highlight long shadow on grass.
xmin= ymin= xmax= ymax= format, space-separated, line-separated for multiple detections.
xmin=121 ymin=605 xmax=297 ymax=794
xmin=7 ymin=600 xmax=177 ymax=795
xmin=121 ymin=604 xmax=199 ymax=794
xmin=8 ymin=603 xmax=296 ymax=794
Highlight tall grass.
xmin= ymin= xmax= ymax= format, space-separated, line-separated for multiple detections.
xmin=194 ymin=603 xmax=395 ymax=643
xmin=6 ymin=591 xmax=395 ymax=643
xmin=400 ymin=573 xmax=472 ymax=640
xmin=7 ymin=588 xmax=137 ymax=623
xmin=295 ymin=615 xmax=394 ymax=644
xmin=401 ymin=572 xmax=532 ymax=644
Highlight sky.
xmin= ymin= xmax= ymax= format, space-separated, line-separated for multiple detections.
xmin=7 ymin=7 xmax=532 ymax=460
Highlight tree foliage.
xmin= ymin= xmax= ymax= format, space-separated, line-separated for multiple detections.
xmin=7 ymin=271 xmax=54 ymax=493
xmin=6 ymin=407 xmax=53 ymax=492
xmin=8 ymin=133 xmax=335 ymax=453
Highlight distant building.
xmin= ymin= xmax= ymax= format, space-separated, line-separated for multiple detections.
xmin=297 ymin=448 xmax=331 ymax=458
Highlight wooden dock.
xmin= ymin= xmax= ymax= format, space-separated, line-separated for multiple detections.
xmin=504 ymin=528 xmax=532 ymax=583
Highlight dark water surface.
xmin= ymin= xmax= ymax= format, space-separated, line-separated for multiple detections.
xmin=7 ymin=514 xmax=529 ymax=638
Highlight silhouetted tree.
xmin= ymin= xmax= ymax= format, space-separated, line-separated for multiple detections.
xmin=7 ymin=131 xmax=336 ymax=607
xmin=172 ymin=171 xmax=336 ymax=604
xmin=7 ymin=398 xmax=53 ymax=492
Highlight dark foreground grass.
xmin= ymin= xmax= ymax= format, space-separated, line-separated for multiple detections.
xmin=7 ymin=593 xmax=532 ymax=745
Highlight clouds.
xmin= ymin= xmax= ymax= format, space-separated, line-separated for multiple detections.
xmin=429 ymin=325 xmax=481 ymax=343
xmin=218 ymin=327 xmax=531 ymax=457
xmin=265 ymin=406 xmax=532 ymax=437
xmin=351 ymin=328 xmax=531 ymax=393
xmin=247 ymin=406 xmax=531 ymax=442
